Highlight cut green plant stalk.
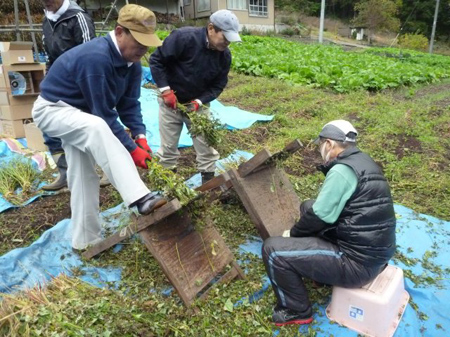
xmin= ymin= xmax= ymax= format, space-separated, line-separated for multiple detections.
xmin=177 ymin=102 xmax=224 ymax=149
xmin=146 ymin=159 xmax=198 ymax=205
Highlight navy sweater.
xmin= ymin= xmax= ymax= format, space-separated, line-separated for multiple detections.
xmin=40 ymin=35 xmax=145 ymax=152
xmin=150 ymin=27 xmax=231 ymax=104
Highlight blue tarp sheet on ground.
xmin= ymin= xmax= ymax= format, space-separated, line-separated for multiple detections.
xmin=0 ymin=94 xmax=272 ymax=213
xmin=1 ymin=199 xmax=448 ymax=336
xmin=0 ymin=77 xmax=448 ymax=334
xmin=239 ymin=205 xmax=450 ymax=336
xmin=139 ymin=87 xmax=273 ymax=152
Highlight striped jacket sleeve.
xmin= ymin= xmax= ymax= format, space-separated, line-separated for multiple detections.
xmin=72 ymin=12 xmax=96 ymax=45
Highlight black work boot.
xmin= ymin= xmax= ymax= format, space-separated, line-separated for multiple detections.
xmin=201 ymin=172 xmax=215 ymax=185
xmin=42 ymin=153 xmax=68 ymax=191
xmin=130 ymin=193 xmax=167 ymax=215
xmin=272 ymin=305 xmax=313 ymax=326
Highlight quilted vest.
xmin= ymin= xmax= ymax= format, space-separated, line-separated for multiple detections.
xmin=319 ymin=147 xmax=396 ymax=267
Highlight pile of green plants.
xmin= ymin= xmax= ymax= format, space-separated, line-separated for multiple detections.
xmin=176 ymin=103 xmax=235 ymax=158
xmin=229 ymin=36 xmax=450 ymax=92
xmin=0 ymin=157 xmax=41 ymax=205
xmin=146 ymin=159 xmax=198 ymax=205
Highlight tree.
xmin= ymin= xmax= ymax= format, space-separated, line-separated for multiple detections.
xmin=399 ymin=0 xmax=450 ymax=42
xmin=352 ymin=0 xmax=401 ymax=43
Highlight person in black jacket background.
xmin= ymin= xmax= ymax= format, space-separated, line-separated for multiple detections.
xmin=40 ymin=0 xmax=96 ymax=191
xmin=262 ymin=120 xmax=396 ymax=326
xmin=150 ymin=9 xmax=241 ymax=185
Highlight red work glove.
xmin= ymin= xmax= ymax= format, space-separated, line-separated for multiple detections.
xmin=130 ymin=146 xmax=152 ymax=169
xmin=186 ymin=100 xmax=200 ymax=112
xmin=135 ymin=138 xmax=152 ymax=153
xmin=162 ymin=90 xmax=177 ymax=109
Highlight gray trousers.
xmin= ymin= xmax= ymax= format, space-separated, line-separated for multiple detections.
xmin=32 ymin=96 xmax=150 ymax=250
xmin=156 ymin=99 xmax=219 ymax=173
xmin=262 ymin=200 xmax=385 ymax=313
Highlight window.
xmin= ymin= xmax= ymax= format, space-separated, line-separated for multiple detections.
xmin=184 ymin=0 xmax=191 ymax=5
xmin=249 ymin=0 xmax=267 ymax=17
xmin=197 ymin=0 xmax=210 ymax=12
xmin=227 ymin=0 xmax=246 ymax=10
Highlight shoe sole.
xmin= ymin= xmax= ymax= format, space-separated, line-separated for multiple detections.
xmin=274 ymin=317 xmax=313 ymax=326
xmin=41 ymin=184 xmax=68 ymax=191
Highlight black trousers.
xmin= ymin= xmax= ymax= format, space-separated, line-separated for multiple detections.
xmin=262 ymin=200 xmax=385 ymax=313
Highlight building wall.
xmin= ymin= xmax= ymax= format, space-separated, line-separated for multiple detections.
xmin=83 ymin=0 xmax=181 ymax=17
xmin=183 ymin=0 xmax=274 ymax=30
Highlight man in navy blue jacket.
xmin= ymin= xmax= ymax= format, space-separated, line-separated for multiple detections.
xmin=150 ymin=10 xmax=241 ymax=184
xmin=32 ymin=4 xmax=166 ymax=252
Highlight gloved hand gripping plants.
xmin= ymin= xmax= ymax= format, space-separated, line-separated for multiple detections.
xmin=176 ymin=102 xmax=223 ymax=149
xmin=131 ymin=135 xmax=198 ymax=206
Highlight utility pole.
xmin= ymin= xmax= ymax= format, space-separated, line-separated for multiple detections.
xmin=14 ymin=0 xmax=21 ymax=41
xmin=429 ymin=0 xmax=440 ymax=54
xmin=318 ymin=0 xmax=326 ymax=43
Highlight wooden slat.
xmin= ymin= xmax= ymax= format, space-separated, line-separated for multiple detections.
xmin=229 ymin=167 xmax=300 ymax=239
xmin=197 ymin=267 xmax=239 ymax=302
xmin=198 ymin=261 xmax=246 ymax=302
xmin=139 ymin=210 xmax=237 ymax=306
xmin=237 ymin=148 xmax=272 ymax=178
xmin=244 ymin=139 xmax=304 ymax=177
xmin=195 ymin=172 xmax=230 ymax=192
xmin=232 ymin=260 xmax=246 ymax=279
xmin=82 ymin=199 xmax=182 ymax=259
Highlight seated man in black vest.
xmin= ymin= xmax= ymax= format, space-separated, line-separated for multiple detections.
xmin=262 ymin=120 xmax=396 ymax=326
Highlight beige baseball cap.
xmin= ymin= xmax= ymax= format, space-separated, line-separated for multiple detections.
xmin=117 ymin=4 xmax=162 ymax=47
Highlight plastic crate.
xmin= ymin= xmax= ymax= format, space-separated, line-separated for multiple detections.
xmin=326 ymin=265 xmax=409 ymax=337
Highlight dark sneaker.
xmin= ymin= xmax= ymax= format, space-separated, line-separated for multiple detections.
xmin=130 ymin=193 xmax=167 ymax=215
xmin=201 ymin=172 xmax=215 ymax=185
xmin=272 ymin=306 xmax=313 ymax=326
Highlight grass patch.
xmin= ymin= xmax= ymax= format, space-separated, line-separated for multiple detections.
xmin=1 ymin=43 xmax=449 ymax=334
xmin=0 ymin=158 xmax=42 ymax=205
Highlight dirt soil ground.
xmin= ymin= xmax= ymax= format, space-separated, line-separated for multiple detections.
xmin=1 ymin=79 xmax=449 ymax=256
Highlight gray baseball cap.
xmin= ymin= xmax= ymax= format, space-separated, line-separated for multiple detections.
xmin=314 ymin=120 xmax=358 ymax=144
xmin=210 ymin=10 xmax=241 ymax=42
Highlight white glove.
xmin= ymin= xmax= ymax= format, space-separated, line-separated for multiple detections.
xmin=282 ymin=230 xmax=290 ymax=237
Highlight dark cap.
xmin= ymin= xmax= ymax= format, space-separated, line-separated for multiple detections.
xmin=314 ymin=120 xmax=358 ymax=144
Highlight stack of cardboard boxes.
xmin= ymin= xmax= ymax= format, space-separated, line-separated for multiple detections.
xmin=0 ymin=41 xmax=47 ymax=150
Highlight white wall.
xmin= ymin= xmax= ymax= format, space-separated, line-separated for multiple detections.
xmin=83 ymin=0 xmax=180 ymax=16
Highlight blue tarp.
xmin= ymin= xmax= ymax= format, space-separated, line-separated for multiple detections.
xmin=1 ymin=199 xmax=448 ymax=336
xmin=0 ymin=75 xmax=448 ymax=334
xmin=0 ymin=94 xmax=272 ymax=213
xmin=238 ymin=205 xmax=450 ymax=336
xmin=139 ymin=87 xmax=273 ymax=152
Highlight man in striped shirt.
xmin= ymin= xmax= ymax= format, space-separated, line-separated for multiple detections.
xmin=40 ymin=0 xmax=96 ymax=191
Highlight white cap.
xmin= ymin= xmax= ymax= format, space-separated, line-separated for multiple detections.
xmin=210 ymin=10 xmax=241 ymax=42
xmin=314 ymin=120 xmax=358 ymax=144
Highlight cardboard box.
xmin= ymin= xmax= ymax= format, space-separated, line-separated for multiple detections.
xmin=0 ymin=119 xmax=27 ymax=138
xmin=23 ymin=122 xmax=47 ymax=151
xmin=0 ymin=104 xmax=33 ymax=120
xmin=0 ymin=63 xmax=45 ymax=95
xmin=0 ymin=41 xmax=35 ymax=65
xmin=0 ymin=91 xmax=38 ymax=106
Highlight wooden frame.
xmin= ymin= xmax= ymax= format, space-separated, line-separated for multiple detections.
xmin=139 ymin=209 xmax=244 ymax=306
xmin=81 ymin=139 xmax=303 ymax=304
xmin=83 ymin=198 xmax=244 ymax=307
xmin=197 ymin=139 xmax=303 ymax=239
